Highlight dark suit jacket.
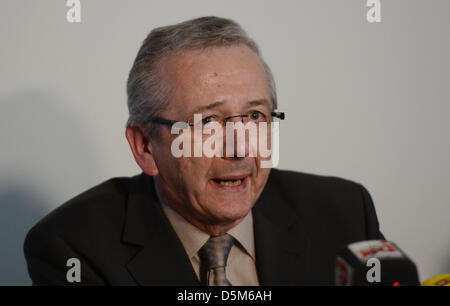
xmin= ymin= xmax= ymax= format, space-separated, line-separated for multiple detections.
xmin=24 ymin=169 xmax=384 ymax=285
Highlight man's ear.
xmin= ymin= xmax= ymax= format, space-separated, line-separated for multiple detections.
xmin=125 ymin=125 xmax=159 ymax=176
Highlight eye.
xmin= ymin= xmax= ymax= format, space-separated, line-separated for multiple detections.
xmin=202 ymin=116 xmax=217 ymax=125
xmin=249 ymin=111 xmax=264 ymax=121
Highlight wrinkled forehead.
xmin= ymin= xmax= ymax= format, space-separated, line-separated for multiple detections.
xmin=158 ymin=45 xmax=272 ymax=118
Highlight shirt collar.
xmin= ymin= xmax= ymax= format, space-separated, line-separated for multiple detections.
xmin=227 ymin=211 xmax=255 ymax=259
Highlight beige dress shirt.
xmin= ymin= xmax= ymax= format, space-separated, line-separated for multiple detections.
xmin=159 ymin=200 xmax=260 ymax=286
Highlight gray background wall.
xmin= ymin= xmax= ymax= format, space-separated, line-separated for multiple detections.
xmin=1 ymin=0 xmax=449 ymax=285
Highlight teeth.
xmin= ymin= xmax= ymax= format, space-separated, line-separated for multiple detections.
xmin=219 ymin=179 xmax=242 ymax=187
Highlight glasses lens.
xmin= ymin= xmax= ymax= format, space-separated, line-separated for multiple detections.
xmin=173 ymin=121 xmax=190 ymax=129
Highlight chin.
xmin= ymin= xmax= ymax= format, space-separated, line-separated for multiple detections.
xmin=208 ymin=199 xmax=254 ymax=223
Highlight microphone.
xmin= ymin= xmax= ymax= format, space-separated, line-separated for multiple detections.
xmin=335 ymin=240 xmax=420 ymax=286
xmin=422 ymin=274 xmax=450 ymax=286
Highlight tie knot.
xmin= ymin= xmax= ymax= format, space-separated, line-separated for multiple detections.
xmin=199 ymin=233 xmax=234 ymax=269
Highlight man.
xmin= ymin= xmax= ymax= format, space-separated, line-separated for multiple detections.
xmin=24 ymin=16 xmax=384 ymax=285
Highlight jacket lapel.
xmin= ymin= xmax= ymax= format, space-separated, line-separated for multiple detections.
xmin=122 ymin=173 xmax=199 ymax=286
xmin=252 ymin=174 xmax=312 ymax=285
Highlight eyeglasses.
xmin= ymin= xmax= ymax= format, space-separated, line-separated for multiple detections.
xmin=150 ymin=111 xmax=285 ymax=129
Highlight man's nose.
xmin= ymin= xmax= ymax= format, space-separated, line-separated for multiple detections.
xmin=222 ymin=118 xmax=251 ymax=159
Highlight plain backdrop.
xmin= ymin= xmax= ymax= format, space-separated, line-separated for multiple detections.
xmin=1 ymin=0 xmax=449 ymax=285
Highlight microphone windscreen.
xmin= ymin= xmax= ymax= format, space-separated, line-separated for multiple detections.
xmin=335 ymin=240 xmax=420 ymax=286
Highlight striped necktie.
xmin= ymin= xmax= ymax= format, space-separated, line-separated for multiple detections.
xmin=199 ymin=233 xmax=234 ymax=286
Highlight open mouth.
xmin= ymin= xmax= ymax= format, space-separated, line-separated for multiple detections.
xmin=213 ymin=178 xmax=243 ymax=187
xmin=211 ymin=176 xmax=247 ymax=188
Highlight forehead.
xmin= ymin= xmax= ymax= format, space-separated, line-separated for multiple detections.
xmin=160 ymin=45 xmax=271 ymax=116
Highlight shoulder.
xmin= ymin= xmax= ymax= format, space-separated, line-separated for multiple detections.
xmin=265 ymin=168 xmax=383 ymax=240
xmin=266 ymin=168 xmax=371 ymax=225
xmin=267 ymin=168 xmax=365 ymax=200
xmin=24 ymin=174 xmax=141 ymax=251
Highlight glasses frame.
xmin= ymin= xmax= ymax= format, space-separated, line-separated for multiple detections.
xmin=151 ymin=111 xmax=285 ymax=129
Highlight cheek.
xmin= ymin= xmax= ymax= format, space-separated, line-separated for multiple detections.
xmin=177 ymin=157 xmax=214 ymax=187
xmin=257 ymin=124 xmax=272 ymax=154
xmin=253 ymin=168 xmax=270 ymax=192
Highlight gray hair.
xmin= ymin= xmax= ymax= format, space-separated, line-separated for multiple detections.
xmin=126 ymin=16 xmax=277 ymax=137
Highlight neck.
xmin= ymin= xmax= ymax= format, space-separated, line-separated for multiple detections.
xmin=180 ymin=213 xmax=244 ymax=236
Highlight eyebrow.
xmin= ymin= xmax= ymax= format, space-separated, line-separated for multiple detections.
xmin=247 ymin=99 xmax=272 ymax=110
xmin=190 ymin=101 xmax=225 ymax=114
xmin=186 ymin=98 xmax=272 ymax=119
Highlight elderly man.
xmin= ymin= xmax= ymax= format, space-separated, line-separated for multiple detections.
xmin=24 ymin=16 xmax=384 ymax=286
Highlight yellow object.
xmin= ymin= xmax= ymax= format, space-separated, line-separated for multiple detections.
xmin=422 ymin=274 xmax=450 ymax=286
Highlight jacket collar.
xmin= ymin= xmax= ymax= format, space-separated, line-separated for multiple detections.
xmin=252 ymin=171 xmax=312 ymax=285
xmin=122 ymin=173 xmax=199 ymax=285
